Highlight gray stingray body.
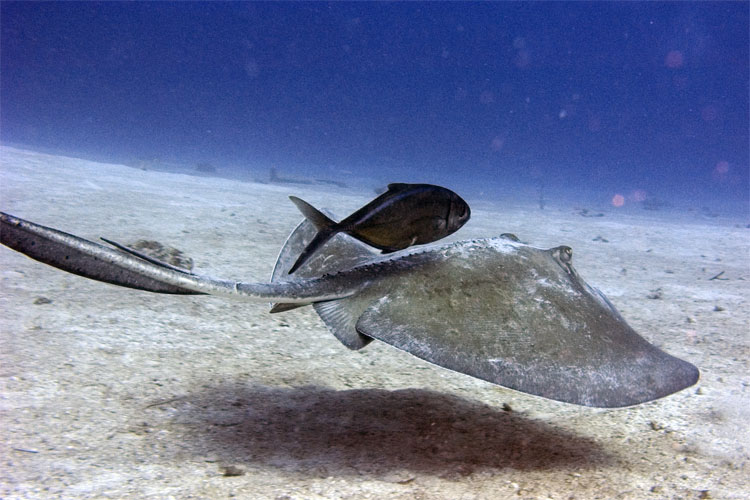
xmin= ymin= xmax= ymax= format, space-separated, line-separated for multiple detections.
xmin=0 ymin=211 xmax=699 ymax=407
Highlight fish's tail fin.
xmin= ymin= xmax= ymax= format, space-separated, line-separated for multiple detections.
xmin=270 ymin=206 xmax=375 ymax=295
xmin=289 ymin=196 xmax=336 ymax=232
xmin=287 ymin=196 xmax=340 ymax=274
xmin=270 ymin=210 xmax=377 ymax=349
xmin=288 ymin=230 xmax=337 ymax=274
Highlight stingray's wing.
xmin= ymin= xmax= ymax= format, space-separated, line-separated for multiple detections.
xmin=351 ymin=242 xmax=699 ymax=408
xmin=0 ymin=212 xmax=360 ymax=303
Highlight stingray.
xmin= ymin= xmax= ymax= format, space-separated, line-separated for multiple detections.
xmin=0 ymin=211 xmax=699 ymax=408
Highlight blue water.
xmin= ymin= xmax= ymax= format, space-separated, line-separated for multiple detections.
xmin=1 ymin=2 xmax=748 ymax=215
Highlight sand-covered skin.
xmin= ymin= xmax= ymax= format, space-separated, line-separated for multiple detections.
xmin=1 ymin=147 xmax=748 ymax=499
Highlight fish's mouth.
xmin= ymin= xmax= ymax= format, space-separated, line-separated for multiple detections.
xmin=447 ymin=198 xmax=470 ymax=230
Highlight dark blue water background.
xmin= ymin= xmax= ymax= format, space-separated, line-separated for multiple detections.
xmin=1 ymin=2 xmax=747 ymax=214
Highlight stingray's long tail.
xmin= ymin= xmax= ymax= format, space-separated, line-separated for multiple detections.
xmin=0 ymin=212 xmax=358 ymax=303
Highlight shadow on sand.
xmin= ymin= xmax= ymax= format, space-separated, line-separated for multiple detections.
xmin=173 ymin=384 xmax=612 ymax=478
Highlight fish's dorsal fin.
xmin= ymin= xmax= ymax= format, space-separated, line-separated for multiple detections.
xmin=386 ymin=183 xmax=412 ymax=192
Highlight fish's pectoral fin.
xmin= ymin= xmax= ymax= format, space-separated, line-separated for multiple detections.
xmin=379 ymin=237 xmax=417 ymax=254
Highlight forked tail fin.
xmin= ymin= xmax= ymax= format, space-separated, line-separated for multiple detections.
xmin=270 ymin=210 xmax=377 ymax=349
xmin=287 ymin=196 xmax=342 ymax=274
xmin=270 ymin=208 xmax=375 ymax=294
xmin=288 ymin=196 xmax=336 ymax=231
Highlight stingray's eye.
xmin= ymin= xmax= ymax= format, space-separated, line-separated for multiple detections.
xmin=560 ymin=246 xmax=573 ymax=263
xmin=550 ymin=245 xmax=573 ymax=266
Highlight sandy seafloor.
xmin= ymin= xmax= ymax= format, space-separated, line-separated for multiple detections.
xmin=0 ymin=146 xmax=748 ymax=500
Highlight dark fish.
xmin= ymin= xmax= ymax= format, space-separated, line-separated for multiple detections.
xmin=287 ymin=183 xmax=470 ymax=274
